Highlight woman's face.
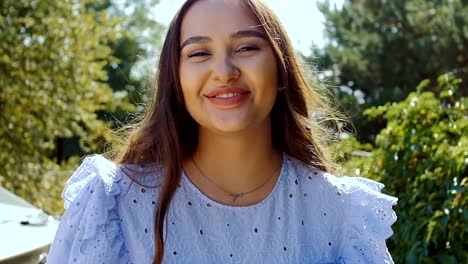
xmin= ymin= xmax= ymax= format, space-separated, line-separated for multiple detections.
xmin=179 ymin=0 xmax=279 ymax=134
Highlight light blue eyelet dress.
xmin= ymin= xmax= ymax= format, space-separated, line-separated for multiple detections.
xmin=47 ymin=153 xmax=398 ymax=264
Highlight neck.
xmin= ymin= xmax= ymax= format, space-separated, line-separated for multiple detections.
xmin=187 ymin=119 xmax=282 ymax=196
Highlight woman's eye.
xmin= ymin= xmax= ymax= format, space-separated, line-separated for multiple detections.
xmin=188 ymin=51 xmax=210 ymax=58
xmin=236 ymin=45 xmax=260 ymax=53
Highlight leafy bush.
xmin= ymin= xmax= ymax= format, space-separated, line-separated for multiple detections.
xmin=341 ymin=73 xmax=467 ymax=263
xmin=0 ymin=0 xmax=127 ymax=215
xmin=331 ymin=134 xmax=373 ymax=176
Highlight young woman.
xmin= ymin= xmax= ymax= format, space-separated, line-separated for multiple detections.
xmin=48 ymin=0 xmax=398 ymax=263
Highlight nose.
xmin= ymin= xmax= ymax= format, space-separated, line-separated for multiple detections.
xmin=212 ymin=54 xmax=240 ymax=84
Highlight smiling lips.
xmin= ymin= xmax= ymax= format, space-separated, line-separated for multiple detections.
xmin=205 ymin=87 xmax=250 ymax=107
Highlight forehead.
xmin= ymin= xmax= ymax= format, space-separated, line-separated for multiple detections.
xmin=180 ymin=0 xmax=262 ymax=41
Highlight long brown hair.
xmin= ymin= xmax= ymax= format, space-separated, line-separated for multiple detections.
xmin=114 ymin=0 xmax=345 ymax=263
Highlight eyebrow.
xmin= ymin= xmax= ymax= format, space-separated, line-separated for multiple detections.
xmin=180 ymin=30 xmax=268 ymax=50
xmin=231 ymin=30 xmax=267 ymax=41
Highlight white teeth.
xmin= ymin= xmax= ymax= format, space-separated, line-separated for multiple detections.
xmin=215 ymin=93 xmax=240 ymax=98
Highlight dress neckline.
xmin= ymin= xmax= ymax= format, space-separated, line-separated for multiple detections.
xmin=181 ymin=152 xmax=289 ymax=210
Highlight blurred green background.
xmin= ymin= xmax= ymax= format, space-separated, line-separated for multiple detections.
xmin=0 ymin=0 xmax=466 ymax=263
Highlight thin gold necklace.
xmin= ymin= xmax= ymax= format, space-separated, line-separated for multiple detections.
xmin=191 ymin=156 xmax=282 ymax=202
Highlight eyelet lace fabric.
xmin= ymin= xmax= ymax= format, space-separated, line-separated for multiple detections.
xmin=47 ymin=154 xmax=397 ymax=264
xmin=47 ymin=155 xmax=130 ymax=264
xmin=331 ymin=177 xmax=398 ymax=264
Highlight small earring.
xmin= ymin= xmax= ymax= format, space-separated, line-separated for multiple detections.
xmin=278 ymin=86 xmax=286 ymax=91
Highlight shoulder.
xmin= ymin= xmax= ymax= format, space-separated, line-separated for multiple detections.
xmin=286 ymin=155 xmax=398 ymax=262
xmin=48 ymin=155 xmax=132 ymax=263
xmin=286 ymin=153 xmax=398 ymax=216
xmin=63 ymin=155 xmax=163 ymax=209
xmin=335 ymin=175 xmax=398 ymax=262
xmin=286 ymin=154 xmax=397 ymax=204
xmin=62 ymin=155 xmax=121 ymax=209
xmin=283 ymin=155 xmax=397 ymax=262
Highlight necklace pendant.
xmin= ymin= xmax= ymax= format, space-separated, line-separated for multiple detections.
xmin=229 ymin=193 xmax=243 ymax=202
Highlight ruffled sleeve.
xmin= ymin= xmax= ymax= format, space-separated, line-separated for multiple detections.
xmin=47 ymin=155 xmax=130 ymax=264
xmin=337 ymin=177 xmax=398 ymax=264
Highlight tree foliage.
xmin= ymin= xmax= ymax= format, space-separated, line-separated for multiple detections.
xmin=319 ymin=0 xmax=468 ymax=94
xmin=337 ymin=73 xmax=467 ymax=263
xmin=0 ymin=0 xmax=127 ymax=214
xmin=60 ymin=0 xmax=164 ymax=160
xmin=102 ymin=0 xmax=163 ymax=116
xmin=85 ymin=0 xmax=164 ymax=131
xmin=108 ymin=0 xmax=163 ymax=82
xmin=315 ymin=0 xmax=468 ymax=142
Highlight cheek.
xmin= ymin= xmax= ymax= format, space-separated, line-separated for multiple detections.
xmin=179 ymin=63 xmax=207 ymax=99
xmin=179 ymin=64 xmax=195 ymax=91
xmin=249 ymin=54 xmax=279 ymax=92
xmin=179 ymin=63 xmax=210 ymax=125
xmin=265 ymin=60 xmax=279 ymax=88
xmin=264 ymin=53 xmax=279 ymax=85
xmin=251 ymin=53 xmax=279 ymax=114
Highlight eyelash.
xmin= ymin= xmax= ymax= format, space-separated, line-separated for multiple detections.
xmin=237 ymin=45 xmax=260 ymax=52
xmin=188 ymin=51 xmax=210 ymax=58
xmin=187 ymin=45 xmax=260 ymax=58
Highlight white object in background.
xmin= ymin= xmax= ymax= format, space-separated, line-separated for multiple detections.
xmin=0 ymin=186 xmax=60 ymax=263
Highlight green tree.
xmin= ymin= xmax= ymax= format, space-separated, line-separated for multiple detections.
xmin=107 ymin=0 xmax=163 ymax=87
xmin=314 ymin=0 xmax=468 ymax=142
xmin=0 ymin=0 xmax=127 ymax=214
xmin=102 ymin=0 xmax=163 ymax=116
xmin=86 ymin=0 xmax=163 ymax=128
xmin=59 ymin=0 xmax=164 ymax=161
xmin=338 ymin=73 xmax=467 ymax=263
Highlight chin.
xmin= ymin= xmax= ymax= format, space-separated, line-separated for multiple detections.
xmin=209 ymin=116 xmax=271 ymax=135
xmin=196 ymin=111 xmax=271 ymax=135
xmin=210 ymin=121 xmax=251 ymax=134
